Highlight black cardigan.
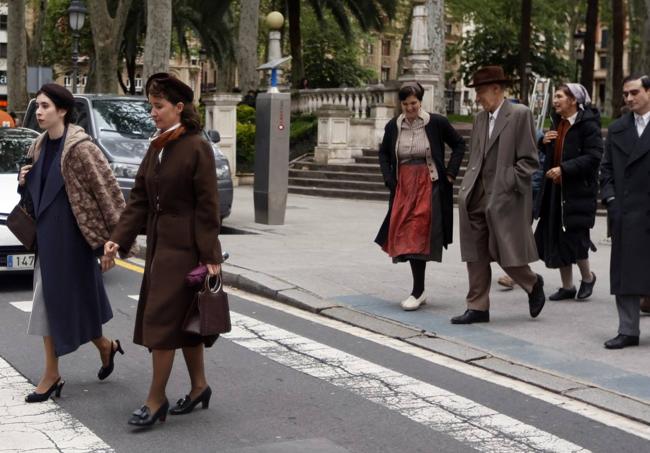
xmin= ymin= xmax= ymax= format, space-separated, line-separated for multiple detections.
xmin=375 ymin=113 xmax=466 ymax=247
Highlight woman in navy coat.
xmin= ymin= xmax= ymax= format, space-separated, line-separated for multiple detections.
xmin=17 ymin=84 xmax=125 ymax=403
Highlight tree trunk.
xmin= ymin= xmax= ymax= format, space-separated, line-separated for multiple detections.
xmin=143 ymin=0 xmax=172 ymax=82
xmin=86 ymin=0 xmax=133 ymax=93
xmin=237 ymin=0 xmax=261 ymax=94
xmin=611 ymin=0 xmax=625 ymax=117
xmin=27 ymin=0 xmax=48 ymax=66
xmin=581 ymin=0 xmax=598 ymax=96
xmin=427 ymin=0 xmax=446 ymax=113
xmin=215 ymin=59 xmax=237 ymax=92
xmin=629 ymin=0 xmax=650 ymax=74
xmin=287 ymin=0 xmax=304 ymax=89
xmin=518 ymin=0 xmax=532 ymax=104
xmin=7 ymin=0 xmax=29 ymax=113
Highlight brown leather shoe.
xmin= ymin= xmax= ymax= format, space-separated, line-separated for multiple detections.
xmin=641 ymin=296 xmax=650 ymax=314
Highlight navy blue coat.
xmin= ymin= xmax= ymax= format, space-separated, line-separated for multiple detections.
xmin=26 ymin=134 xmax=113 ymax=357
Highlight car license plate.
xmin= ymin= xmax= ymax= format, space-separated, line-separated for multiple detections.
xmin=7 ymin=254 xmax=35 ymax=269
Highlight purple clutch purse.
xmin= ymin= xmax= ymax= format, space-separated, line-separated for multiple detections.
xmin=185 ymin=264 xmax=208 ymax=287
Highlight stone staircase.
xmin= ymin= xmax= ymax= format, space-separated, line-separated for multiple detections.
xmin=288 ymin=126 xmax=472 ymax=202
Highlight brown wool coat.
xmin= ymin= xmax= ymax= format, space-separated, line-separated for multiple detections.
xmin=27 ymin=124 xmax=126 ymax=250
xmin=110 ymin=131 xmax=223 ymax=349
xmin=457 ymin=101 xmax=539 ymax=267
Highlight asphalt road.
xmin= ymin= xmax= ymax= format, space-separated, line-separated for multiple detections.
xmin=0 ymin=264 xmax=648 ymax=453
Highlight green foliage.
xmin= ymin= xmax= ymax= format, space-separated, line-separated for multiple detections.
xmin=40 ymin=0 xmax=94 ymax=77
xmin=236 ymin=105 xmax=256 ymax=173
xmin=447 ymin=0 xmax=574 ymax=89
xmin=302 ymin=12 xmax=376 ymax=88
xmin=289 ymin=113 xmax=317 ymax=159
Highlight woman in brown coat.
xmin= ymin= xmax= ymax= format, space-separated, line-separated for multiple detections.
xmin=105 ymin=73 xmax=223 ymax=427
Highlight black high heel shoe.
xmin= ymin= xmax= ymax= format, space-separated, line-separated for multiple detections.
xmin=98 ymin=339 xmax=124 ymax=380
xmin=25 ymin=378 xmax=65 ymax=403
xmin=169 ymin=386 xmax=212 ymax=415
xmin=128 ymin=399 xmax=170 ymax=427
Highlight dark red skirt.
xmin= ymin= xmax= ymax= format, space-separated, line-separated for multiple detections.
xmin=383 ymin=163 xmax=432 ymax=258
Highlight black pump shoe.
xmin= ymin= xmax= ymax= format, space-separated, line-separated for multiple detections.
xmin=98 ymin=339 xmax=124 ymax=381
xmin=128 ymin=399 xmax=170 ymax=427
xmin=169 ymin=386 xmax=212 ymax=415
xmin=25 ymin=378 xmax=65 ymax=403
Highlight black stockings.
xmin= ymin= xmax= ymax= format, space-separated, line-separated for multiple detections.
xmin=409 ymin=259 xmax=426 ymax=298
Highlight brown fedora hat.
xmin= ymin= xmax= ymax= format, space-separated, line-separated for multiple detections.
xmin=467 ymin=65 xmax=511 ymax=88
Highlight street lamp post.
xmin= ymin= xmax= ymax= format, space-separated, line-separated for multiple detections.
xmin=68 ymin=0 xmax=87 ymax=94
xmin=573 ymin=30 xmax=585 ymax=82
xmin=523 ymin=62 xmax=533 ymax=105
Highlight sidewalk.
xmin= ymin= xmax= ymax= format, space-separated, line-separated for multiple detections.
xmin=139 ymin=186 xmax=650 ymax=423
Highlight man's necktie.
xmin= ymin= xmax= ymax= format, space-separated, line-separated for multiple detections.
xmin=488 ymin=114 xmax=495 ymax=139
xmin=636 ymin=115 xmax=646 ymax=137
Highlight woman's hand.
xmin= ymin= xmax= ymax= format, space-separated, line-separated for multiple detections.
xmin=100 ymin=255 xmax=115 ymax=273
xmin=545 ymin=166 xmax=562 ymax=184
xmin=104 ymin=241 xmax=120 ymax=259
xmin=542 ymin=130 xmax=558 ymax=144
xmin=18 ymin=165 xmax=32 ymax=186
xmin=206 ymin=263 xmax=221 ymax=276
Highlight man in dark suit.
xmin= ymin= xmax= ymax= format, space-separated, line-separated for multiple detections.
xmin=600 ymin=74 xmax=650 ymax=349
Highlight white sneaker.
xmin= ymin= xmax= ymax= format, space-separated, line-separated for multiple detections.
xmin=400 ymin=294 xmax=426 ymax=311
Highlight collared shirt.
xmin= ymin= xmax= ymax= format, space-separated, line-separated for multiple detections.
xmin=565 ymin=111 xmax=578 ymax=126
xmin=152 ymin=123 xmax=182 ymax=162
xmin=634 ymin=111 xmax=650 ymax=137
xmin=488 ymin=99 xmax=506 ymax=139
xmin=394 ymin=109 xmax=439 ymax=181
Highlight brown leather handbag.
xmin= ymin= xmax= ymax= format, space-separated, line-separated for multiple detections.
xmin=183 ymin=273 xmax=231 ymax=338
xmin=6 ymin=203 xmax=36 ymax=251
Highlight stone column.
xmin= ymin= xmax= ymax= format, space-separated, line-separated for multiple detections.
xmin=399 ymin=0 xmax=439 ymax=113
xmin=314 ymin=105 xmax=353 ymax=164
xmin=372 ymin=104 xmax=394 ymax=147
xmin=203 ymin=93 xmax=241 ymax=185
xmin=427 ymin=0 xmax=446 ymax=114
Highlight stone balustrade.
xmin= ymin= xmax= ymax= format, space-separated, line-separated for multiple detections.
xmin=291 ymin=84 xmax=400 ymax=119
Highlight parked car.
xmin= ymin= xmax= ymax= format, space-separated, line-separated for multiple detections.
xmin=23 ymin=94 xmax=233 ymax=219
xmin=0 ymin=127 xmax=39 ymax=274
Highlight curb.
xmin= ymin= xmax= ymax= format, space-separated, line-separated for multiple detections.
xmin=128 ymin=250 xmax=650 ymax=426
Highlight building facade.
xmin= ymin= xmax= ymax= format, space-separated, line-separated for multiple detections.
xmin=0 ymin=3 xmax=8 ymax=110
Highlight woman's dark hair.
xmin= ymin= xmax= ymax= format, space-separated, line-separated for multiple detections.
xmin=556 ymin=84 xmax=577 ymax=101
xmin=398 ymin=82 xmax=424 ymax=101
xmin=36 ymin=83 xmax=76 ymax=125
xmin=147 ymin=78 xmax=202 ymax=133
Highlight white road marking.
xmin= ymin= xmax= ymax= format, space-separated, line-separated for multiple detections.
xmin=0 ymin=357 xmax=113 ymax=453
xmin=9 ymin=301 xmax=32 ymax=312
xmin=228 ymin=287 xmax=650 ymax=442
xmin=225 ymin=311 xmax=589 ymax=453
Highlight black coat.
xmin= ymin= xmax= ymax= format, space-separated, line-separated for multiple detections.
xmin=534 ymin=107 xmax=603 ymax=230
xmin=374 ymin=113 xmax=466 ymax=248
xmin=600 ymin=112 xmax=650 ymax=295
xmin=26 ymin=136 xmax=113 ymax=357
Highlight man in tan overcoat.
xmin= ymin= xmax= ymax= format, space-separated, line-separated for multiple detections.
xmin=452 ymin=66 xmax=546 ymax=324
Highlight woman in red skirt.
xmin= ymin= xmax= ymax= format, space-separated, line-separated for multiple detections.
xmin=375 ymin=82 xmax=466 ymax=310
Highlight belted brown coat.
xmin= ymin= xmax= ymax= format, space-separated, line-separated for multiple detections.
xmin=110 ymin=131 xmax=223 ymax=349
xmin=457 ymin=101 xmax=540 ymax=267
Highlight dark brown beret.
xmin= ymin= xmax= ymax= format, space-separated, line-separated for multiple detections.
xmin=145 ymin=72 xmax=194 ymax=104
xmin=37 ymin=83 xmax=75 ymax=111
